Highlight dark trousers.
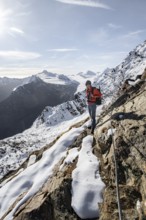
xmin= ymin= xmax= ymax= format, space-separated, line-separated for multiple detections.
xmin=88 ymin=103 xmax=96 ymax=131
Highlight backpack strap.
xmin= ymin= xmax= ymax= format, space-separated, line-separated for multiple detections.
xmin=92 ymin=87 xmax=102 ymax=96
xmin=91 ymin=87 xmax=95 ymax=94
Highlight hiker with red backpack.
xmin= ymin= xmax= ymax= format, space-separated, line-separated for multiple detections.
xmin=85 ymin=80 xmax=102 ymax=134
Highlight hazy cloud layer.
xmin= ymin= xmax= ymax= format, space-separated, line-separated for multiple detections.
xmin=47 ymin=48 xmax=79 ymax=52
xmin=10 ymin=27 xmax=24 ymax=35
xmin=108 ymin=23 xmax=122 ymax=29
xmin=56 ymin=0 xmax=112 ymax=9
xmin=0 ymin=51 xmax=41 ymax=60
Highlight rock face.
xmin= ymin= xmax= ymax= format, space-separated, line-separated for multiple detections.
xmin=3 ymin=132 xmax=87 ymax=220
xmin=12 ymin=171 xmax=78 ymax=220
xmin=94 ymin=80 xmax=146 ymax=220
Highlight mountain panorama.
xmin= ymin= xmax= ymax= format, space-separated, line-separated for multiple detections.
xmin=0 ymin=72 xmax=79 ymax=139
xmin=0 ymin=40 xmax=146 ymax=220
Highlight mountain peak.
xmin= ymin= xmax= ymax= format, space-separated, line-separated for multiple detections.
xmin=77 ymin=70 xmax=96 ymax=78
xmin=86 ymin=70 xmax=96 ymax=75
xmin=37 ymin=70 xmax=77 ymax=85
xmin=40 ymin=70 xmax=57 ymax=77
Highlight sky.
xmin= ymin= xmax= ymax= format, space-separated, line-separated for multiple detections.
xmin=0 ymin=0 xmax=146 ymax=78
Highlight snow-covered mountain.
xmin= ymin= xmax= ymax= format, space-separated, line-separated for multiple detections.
xmin=0 ymin=75 xmax=41 ymax=102
xmin=0 ymin=77 xmax=24 ymax=103
xmin=70 ymin=70 xmax=98 ymax=93
xmin=93 ymin=40 xmax=146 ymax=98
xmin=0 ymin=69 xmax=93 ymax=104
xmin=37 ymin=70 xmax=76 ymax=85
xmin=0 ymin=70 xmax=78 ymax=102
xmin=0 ymin=40 xmax=146 ymax=220
xmin=0 ymin=75 xmax=78 ymax=140
xmin=12 ymin=70 xmax=77 ymax=92
xmin=77 ymin=70 xmax=97 ymax=78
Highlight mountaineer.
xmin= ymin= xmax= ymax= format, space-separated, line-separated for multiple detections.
xmin=85 ymin=80 xmax=102 ymax=134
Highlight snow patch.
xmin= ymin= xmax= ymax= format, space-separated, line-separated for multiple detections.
xmin=0 ymin=125 xmax=86 ymax=219
xmin=27 ymin=155 xmax=37 ymax=167
xmin=107 ymin=128 xmax=116 ymax=136
xmin=60 ymin=147 xmax=79 ymax=170
xmin=71 ymin=135 xmax=105 ymax=219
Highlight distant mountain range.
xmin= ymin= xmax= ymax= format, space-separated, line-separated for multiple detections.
xmin=0 ymin=70 xmax=97 ymax=104
xmin=0 ymin=77 xmax=24 ymax=103
xmin=77 ymin=70 xmax=97 ymax=78
xmin=0 ymin=70 xmax=78 ymax=103
xmin=0 ymin=72 xmax=79 ymax=139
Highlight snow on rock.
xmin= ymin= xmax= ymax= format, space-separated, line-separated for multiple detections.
xmin=93 ymin=40 xmax=146 ymax=98
xmin=60 ymin=147 xmax=79 ymax=170
xmin=27 ymin=155 xmax=37 ymax=167
xmin=0 ymin=111 xmax=88 ymax=181
xmin=0 ymin=125 xmax=86 ymax=220
xmin=35 ymin=98 xmax=87 ymax=128
xmin=71 ymin=135 xmax=105 ymax=219
xmin=107 ymin=128 xmax=116 ymax=137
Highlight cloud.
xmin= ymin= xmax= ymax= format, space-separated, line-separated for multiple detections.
xmin=0 ymin=51 xmax=41 ymax=60
xmin=56 ymin=0 xmax=112 ymax=9
xmin=127 ymin=30 xmax=145 ymax=36
xmin=10 ymin=27 xmax=24 ymax=35
xmin=122 ymin=30 xmax=146 ymax=39
xmin=47 ymin=48 xmax=79 ymax=52
xmin=108 ymin=23 xmax=122 ymax=29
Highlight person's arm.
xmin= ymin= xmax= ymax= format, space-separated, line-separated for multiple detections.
xmin=86 ymin=89 xmax=88 ymax=98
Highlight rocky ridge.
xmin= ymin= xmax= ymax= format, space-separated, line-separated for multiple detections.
xmin=95 ymin=80 xmax=146 ymax=220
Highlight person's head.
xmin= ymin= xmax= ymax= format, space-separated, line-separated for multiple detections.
xmin=85 ymin=80 xmax=91 ymax=88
